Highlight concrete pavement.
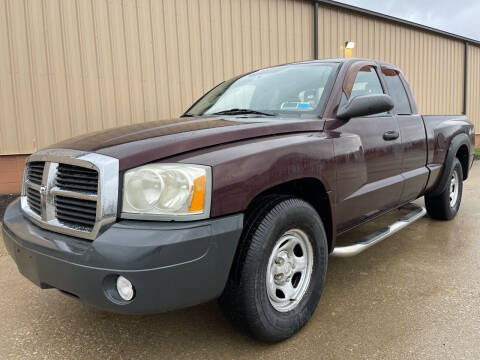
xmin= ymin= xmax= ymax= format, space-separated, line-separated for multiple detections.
xmin=0 ymin=163 xmax=479 ymax=359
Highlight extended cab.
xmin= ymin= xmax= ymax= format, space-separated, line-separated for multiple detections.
xmin=2 ymin=58 xmax=475 ymax=342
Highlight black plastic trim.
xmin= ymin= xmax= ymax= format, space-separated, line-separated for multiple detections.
xmin=428 ymin=133 xmax=471 ymax=196
xmin=2 ymin=200 xmax=244 ymax=314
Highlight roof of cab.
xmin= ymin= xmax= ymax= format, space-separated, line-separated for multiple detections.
xmin=291 ymin=58 xmax=398 ymax=69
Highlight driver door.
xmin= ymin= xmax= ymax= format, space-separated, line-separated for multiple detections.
xmin=329 ymin=63 xmax=403 ymax=232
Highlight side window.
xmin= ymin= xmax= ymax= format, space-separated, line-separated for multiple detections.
xmin=350 ymin=66 xmax=384 ymax=99
xmin=383 ymin=71 xmax=412 ymax=115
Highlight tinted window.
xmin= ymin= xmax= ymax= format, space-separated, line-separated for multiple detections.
xmin=350 ymin=66 xmax=384 ymax=99
xmin=384 ymin=73 xmax=411 ymax=115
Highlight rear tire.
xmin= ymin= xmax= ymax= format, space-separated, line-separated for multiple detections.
xmin=219 ymin=196 xmax=328 ymax=343
xmin=425 ymin=157 xmax=463 ymax=220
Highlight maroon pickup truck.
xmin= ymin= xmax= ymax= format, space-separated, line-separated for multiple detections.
xmin=2 ymin=58 xmax=475 ymax=342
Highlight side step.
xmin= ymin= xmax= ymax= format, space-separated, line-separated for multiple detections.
xmin=331 ymin=203 xmax=427 ymax=258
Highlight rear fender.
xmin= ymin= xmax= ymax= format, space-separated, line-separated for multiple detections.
xmin=428 ymin=133 xmax=470 ymax=196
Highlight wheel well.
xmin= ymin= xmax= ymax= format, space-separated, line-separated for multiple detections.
xmin=245 ymin=178 xmax=333 ymax=251
xmin=456 ymin=144 xmax=469 ymax=180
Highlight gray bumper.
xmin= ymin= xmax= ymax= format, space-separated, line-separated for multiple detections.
xmin=2 ymin=200 xmax=243 ymax=314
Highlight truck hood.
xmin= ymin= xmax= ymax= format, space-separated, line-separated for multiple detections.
xmin=50 ymin=116 xmax=324 ymax=170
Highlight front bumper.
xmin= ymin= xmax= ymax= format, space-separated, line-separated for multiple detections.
xmin=2 ymin=200 xmax=243 ymax=314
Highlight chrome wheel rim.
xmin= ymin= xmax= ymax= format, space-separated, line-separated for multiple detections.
xmin=266 ymin=229 xmax=314 ymax=312
xmin=449 ymin=170 xmax=459 ymax=207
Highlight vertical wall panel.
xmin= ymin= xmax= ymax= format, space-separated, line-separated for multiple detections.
xmin=467 ymin=45 xmax=480 ymax=132
xmin=91 ymin=0 xmax=118 ymax=130
xmin=210 ymin=0 xmax=226 ymax=84
xmin=221 ymin=0 xmax=234 ymax=80
xmin=107 ymin=0 xmax=132 ymax=127
xmin=137 ymin=0 xmax=159 ymax=123
xmin=123 ymin=0 xmax=146 ymax=124
xmin=260 ymin=0 xmax=270 ymax=67
xmin=250 ymin=0 xmax=262 ymax=70
xmin=60 ymin=0 xmax=88 ymax=136
xmin=186 ymin=0 xmax=205 ymax=103
xmin=5 ymin=0 xmax=38 ymax=152
xmin=0 ymin=0 xmax=21 ymax=154
xmin=174 ymin=0 xmax=194 ymax=112
xmin=76 ymin=0 xmax=104 ymax=132
xmin=198 ymin=0 xmax=214 ymax=93
xmin=43 ymin=0 xmax=72 ymax=144
xmin=25 ymin=0 xmax=56 ymax=148
xmin=150 ymin=0 xmax=172 ymax=120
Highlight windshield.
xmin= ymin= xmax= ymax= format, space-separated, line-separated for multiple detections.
xmin=185 ymin=63 xmax=339 ymax=117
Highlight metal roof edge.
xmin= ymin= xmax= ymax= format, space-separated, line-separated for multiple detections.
xmin=312 ymin=0 xmax=480 ymax=46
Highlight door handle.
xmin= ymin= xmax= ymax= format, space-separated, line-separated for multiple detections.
xmin=383 ymin=130 xmax=399 ymax=141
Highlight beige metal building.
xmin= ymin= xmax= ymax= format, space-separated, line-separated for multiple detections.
xmin=0 ymin=0 xmax=479 ymax=193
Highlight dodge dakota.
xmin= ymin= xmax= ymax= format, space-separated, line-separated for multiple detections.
xmin=2 ymin=58 xmax=475 ymax=342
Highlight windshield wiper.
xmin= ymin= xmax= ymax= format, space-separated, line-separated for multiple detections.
xmin=210 ymin=108 xmax=276 ymax=116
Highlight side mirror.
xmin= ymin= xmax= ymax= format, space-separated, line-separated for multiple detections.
xmin=337 ymin=94 xmax=394 ymax=120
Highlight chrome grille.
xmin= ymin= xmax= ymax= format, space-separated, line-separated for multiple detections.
xmin=56 ymin=163 xmax=99 ymax=193
xmin=55 ymin=195 xmax=97 ymax=230
xmin=27 ymin=161 xmax=45 ymax=185
xmin=26 ymin=187 xmax=42 ymax=216
xmin=21 ymin=149 xmax=119 ymax=240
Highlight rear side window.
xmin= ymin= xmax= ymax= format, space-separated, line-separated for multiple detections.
xmin=383 ymin=71 xmax=412 ymax=115
xmin=350 ymin=66 xmax=384 ymax=99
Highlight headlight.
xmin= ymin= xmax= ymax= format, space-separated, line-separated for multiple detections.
xmin=121 ymin=163 xmax=211 ymax=220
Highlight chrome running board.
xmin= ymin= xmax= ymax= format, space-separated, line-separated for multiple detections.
xmin=331 ymin=203 xmax=427 ymax=258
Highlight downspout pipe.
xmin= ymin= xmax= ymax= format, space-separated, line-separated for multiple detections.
xmin=463 ymin=41 xmax=468 ymax=115
xmin=314 ymin=2 xmax=319 ymax=60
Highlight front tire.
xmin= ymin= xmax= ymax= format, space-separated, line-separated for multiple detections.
xmin=425 ymin=157 xmax=463 ymax=220
xmin=219 ymin=197 xmax=328 ymax=342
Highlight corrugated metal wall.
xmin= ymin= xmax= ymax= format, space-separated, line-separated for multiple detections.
xmin=0 ymin=0 xmax=478 ymax=155
xmin=317 ymin=5 xmax=466 ymax=115
xmin=0 ymin=0 xmax=313 ymax=155
xmin=467 ymin=45 xmax=480 ymax=131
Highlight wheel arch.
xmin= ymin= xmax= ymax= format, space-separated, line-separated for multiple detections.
xmin=243 ymin=177 xmax=335 ymax=252
xmin=429 ymin=133 xmax=471 ymax=196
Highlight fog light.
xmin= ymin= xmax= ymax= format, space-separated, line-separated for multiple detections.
xmin=116 ymin=276 xmax=134 ymax=301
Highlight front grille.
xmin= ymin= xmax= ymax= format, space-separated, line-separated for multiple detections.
xmin=55 ymin=195 xmax=97 ymax=230
xmin=26 ymin=187 xmax=41 ymax=216
xmin=20 ymin=149 xmax=119 ymax=240
xmin=56 ymin=163 xmax=99 ymax=193
xmin=27 ymin=161 xmax=45 ymax=185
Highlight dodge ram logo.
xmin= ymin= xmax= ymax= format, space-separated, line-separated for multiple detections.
xmin=39 ymin=186 xmax=47 ymax=195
